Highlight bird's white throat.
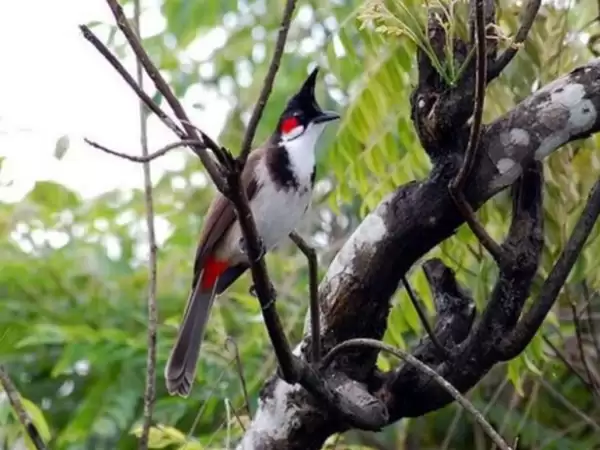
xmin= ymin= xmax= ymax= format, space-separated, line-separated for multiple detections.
xmin=281 ymin=121 xmax=328 ymax=181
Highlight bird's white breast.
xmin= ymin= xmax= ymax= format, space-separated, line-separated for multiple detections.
xmin=220 ymin=121 xmax=326 ymax=263
xmin=221 ymin=159 xmax=313 ymax=263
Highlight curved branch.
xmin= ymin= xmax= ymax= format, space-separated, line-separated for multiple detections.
xmin=499 ymin=175 xmax=600 ymax=358
xmin=321 ymin=338 xmax=512 ymax=450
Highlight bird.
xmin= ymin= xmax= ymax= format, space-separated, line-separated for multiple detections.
xmin=165 ymin=67 xmax=340 ymax=397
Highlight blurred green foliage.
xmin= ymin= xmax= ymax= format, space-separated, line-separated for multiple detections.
xmin=1 ymin=0 xmax=600 ymax=449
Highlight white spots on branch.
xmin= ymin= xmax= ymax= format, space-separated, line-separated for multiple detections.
xmin=509 ymin=128 xmax=530 ymax=147
xmin=497 ymin=128 xmax=529 ymax=175
xmin=236 ymin=342 xmax=308 ymax=449
xmin=320 ymin=197 xmax=390 ymax=300
xmin=535 ymin=82 xmax=597 ymax=159
xmin=237 ymin=380 xmax=303 ymax=449
xmin=418 ymin=99 xmax=426 ymax=109
xmin=496 ymin=158 xmax=516 ymax=175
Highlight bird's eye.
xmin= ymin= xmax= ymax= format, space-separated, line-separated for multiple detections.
xmin=281 ymin=116 xmax=300 ymax=134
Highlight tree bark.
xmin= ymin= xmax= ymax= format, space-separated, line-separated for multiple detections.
xmin=237 ymin=38 xmax=600 ymax=450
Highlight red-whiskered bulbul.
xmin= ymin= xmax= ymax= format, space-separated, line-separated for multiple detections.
xmin=165 ymin=67 xmax=340 ymax=397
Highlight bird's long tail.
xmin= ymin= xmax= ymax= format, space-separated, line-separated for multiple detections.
xmin=164 ymin=256 xmax=229 ymax=397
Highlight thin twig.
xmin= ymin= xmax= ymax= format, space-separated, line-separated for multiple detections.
xmin=79 ymin=24 xmax=185 ymax=139
xmin=238 ymin=0 xmax=298 ymax=162
xmin=570 ymin=302 xmax=600 ymax=396
xmin=501 ymin=176 xmax=600 ymax=358
xmin=186 ymin=360 xmax=232 ymax=441
xmin=102 ymin=0 xmax=227 ymax=193
xmin=133 ymin=2 xmax=158 ymax=448
xmin=321 ymin=338 xmax=512 ymax=450
xmin=402 ymin=275 xmax=449 ymax=360
xmin=84 ymin=138 xmax=204 ymax=163
xmin=487 ymin=0 xmax=542 ymax=81
xmin=583 ymin=283 xmax=600 ymax=369
xmin=290 ymin=231 xmax=321 ymax=362
xmin=538 ymin=376 xmax=600 ymax=433
xmin=0 ymin=366 xmax=47 ymax=450
xmin=226 ymin=337 xmax=252 ymax=417
xmin=449 ymin=0 xmax=507 ymax=266
xmin=543 ymin=334 xmax=595 ymax=392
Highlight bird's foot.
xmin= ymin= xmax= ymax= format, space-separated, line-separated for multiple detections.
xmin=249 ymin=282 xmax=277 ymax=310
xmin=239 ymin=236 xmax=266 ymax=262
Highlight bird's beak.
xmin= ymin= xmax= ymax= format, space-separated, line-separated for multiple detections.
xmin=313 ymin=110 xmax=340 ymax=124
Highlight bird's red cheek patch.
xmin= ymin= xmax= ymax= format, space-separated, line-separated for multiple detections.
xmin=281 ymin=117 xmax=299 ymax=134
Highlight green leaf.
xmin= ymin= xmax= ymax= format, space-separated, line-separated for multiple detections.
xmin=26 ymin=181 xmax=80 ymax=211
xmin=19 ymin=398 xmax=52 ymax=446
xmin=131 ymin=424 xmax=190 ymax=449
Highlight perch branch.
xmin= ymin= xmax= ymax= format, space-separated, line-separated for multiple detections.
xmin=239 ymin=0 xmax=298 ymax=162
xmin=290 ymin=231 xmax=321 ymax=362
xmin=450 ymin=0 xmax=507 ymax=267
xmin=321 ymin=339 xmax=512 ymax=450
xmin=500 ymin=175 xmax=600 ymax=358
xmin=133 ymin=0 xmax=158 ymax=447
xmin=0 ymin=366 xmax=47 ymax=450
xmin=487 ymin=0 xmax=542 ymax=82
xmin=91 ymin=0 xmax=388 ymax=432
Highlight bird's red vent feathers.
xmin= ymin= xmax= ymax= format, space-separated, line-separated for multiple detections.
xmin=280 ymin=117 xmax=299 ymax=134
xmin=201 ymin=256 xmax=229 ymax=289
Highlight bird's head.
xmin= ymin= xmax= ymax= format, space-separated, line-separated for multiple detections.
xmin=274 ymin=67 xmax=340 ymax=144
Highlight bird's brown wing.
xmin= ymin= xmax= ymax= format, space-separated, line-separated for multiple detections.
xmin=190 ymin=150 xmax=264 ymax=287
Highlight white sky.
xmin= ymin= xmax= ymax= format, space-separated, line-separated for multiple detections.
xmin=0 ymin=0 xmax=230 ymax=203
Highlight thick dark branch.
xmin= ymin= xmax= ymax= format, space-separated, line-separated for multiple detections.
xmin=381 ymin=260 xmax=475 ymax=399
xmin=487 ymin=0 xmax=542 ymax=82
xmin=290 ymin=231 xmax=321 ymax=362
xmin=242 ymin=36 xmax=600 ymax=450
xmin=321 ymin=339 xmax=512 ymax=450
xmin=500 ymin=175 xmax=600 ymax=358
xmin=383 ymin=162 xmax=543 ymax=419
xmin=0 ymin=366 xmax=47 ymax=450
xmin=466 ymin=161 xmax=544 ymax=360
xmin=239 ymin=0 xmax=297 ymax=163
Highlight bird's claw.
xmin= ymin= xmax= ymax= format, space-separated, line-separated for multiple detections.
xmin=239 ymin=236 xmax=266 ymax=262
xmin=249 ymin=282 xmax=277 ymax=310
